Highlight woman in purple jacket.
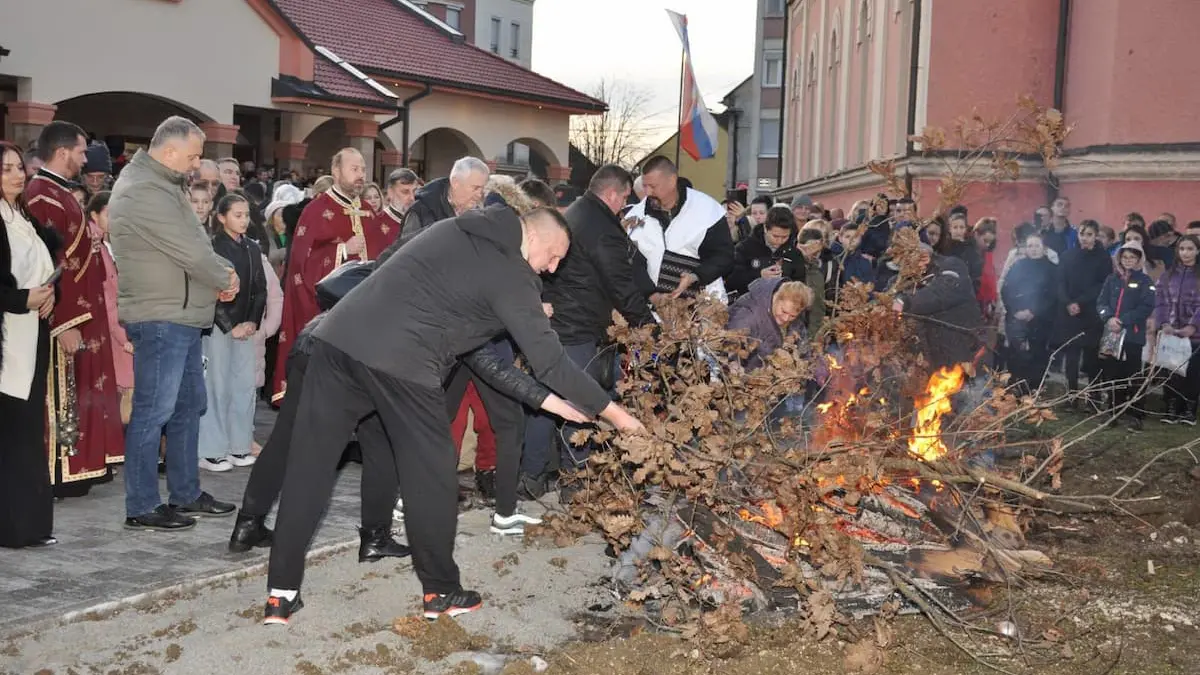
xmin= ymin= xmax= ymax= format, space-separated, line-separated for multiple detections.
xmin=726 ymin=277 xmax=814 ymax=371
xmin=1154 ymin=234 xmax=1200 ymax=424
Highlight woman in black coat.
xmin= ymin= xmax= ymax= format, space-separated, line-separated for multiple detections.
xmin=1053 ymin=220 xmax=1113 ymax=397
xmin=1002 ymin=232 xmax=1058 ymax=393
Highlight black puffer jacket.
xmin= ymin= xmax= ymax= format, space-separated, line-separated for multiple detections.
xmin=896 ymin=254 xmax=985 ymax=370
xmin=725 ymin=224 xmax=807 ymax=298
xmin=1001 ymin=256 xmax=1057 ymax=347
xmin=943 ymin=239 xmax=983 ymax=296
xmin=399 ymin=177 xmax=454 ymax=241
xmin=543 ymin=192 xmax=654 ymax=346
xmin=211 ymin=231 xmax=267 ymax=334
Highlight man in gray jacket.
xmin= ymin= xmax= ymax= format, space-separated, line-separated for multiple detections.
xmin=109 ymin=116 xmax=240 ymax=531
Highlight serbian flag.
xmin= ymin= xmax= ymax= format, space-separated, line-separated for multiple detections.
xmin=667 ymin=9 xmax=720 ymax=161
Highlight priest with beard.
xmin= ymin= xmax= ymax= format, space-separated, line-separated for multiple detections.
xmin=271 ymin=148 xmax=396 ymax=404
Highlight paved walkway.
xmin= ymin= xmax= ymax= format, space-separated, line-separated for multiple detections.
xmin=0 ymin=403 xmax=366 ymax=635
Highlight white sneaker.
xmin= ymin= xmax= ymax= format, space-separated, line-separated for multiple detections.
xmin=490 ymin=511 xmax=542 ymax=535
xmin=200 ymin=457 xmax=233 ymax=472
xmin=392 ymin=497 xmax=404 ymax=524
xmin=228 ymin=454 xmax=257 ymax=467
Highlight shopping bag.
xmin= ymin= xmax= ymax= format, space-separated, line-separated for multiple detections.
xmin=1098 ymin=329 xmax=1125 ymax=359
xmin=1152 ymin=332 xmax=1192 ymax=374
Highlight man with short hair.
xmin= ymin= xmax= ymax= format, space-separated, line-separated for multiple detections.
xmin=23 ymin=146 xmax=43 ymax=177
xmin=891 ymin=243 xmax=984 ymax=373
xmin=627 ymin=156 xmax=734 ymax=301
xmin=381 ymin=167 xmax=420 ymax=231
xmin=82 ymin=142 xmax=113 ymax=195
xmin=400 ymin=156 xmax=489 ymax=238
xmin=1041 ymin=195 xmax=1078 ymax=255
xmin=262 ymin=205 xmax=644 ymax=625
xmin=109 ymin=115 xmax=241 ymax=530
xmin=196 ymin=159 xmax=221 ymax=200
xmin=726 ymin=205 xmax=806 ymax=297
xmin=525 ymin=165 xmax=656 ymax=488
xmin=270 ymin=148 xmax=396 ymax=403
xmin=519 ymin=178 xmax=556 ymax=209
xmin=25 ymin=121 xmax=126 ymax=497
xmin=218 ymin=157 xmax=242 ymax=193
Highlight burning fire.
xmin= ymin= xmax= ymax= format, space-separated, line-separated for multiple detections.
xmin=907 ymin=365 xmax=966 ymax=462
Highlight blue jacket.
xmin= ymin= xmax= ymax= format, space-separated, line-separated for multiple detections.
xmin=1097 ymin=270 xmax=1156 ymax=346
xmin=830 ymin=241 xmax=875 ymax=286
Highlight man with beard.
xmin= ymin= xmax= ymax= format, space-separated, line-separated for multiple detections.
xmin=271 ymin=148 xmax=394 ymax=404
xmin=399 ymin=156 xmax=488 ymax=238
xmin=380 ymin=168 xmax=419 ymax=233
xmin=25 ymin=121 xmax=125 ymax=497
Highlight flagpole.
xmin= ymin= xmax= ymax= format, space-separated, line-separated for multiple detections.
xmin=675 ymin=46 xmax=684 ymax=167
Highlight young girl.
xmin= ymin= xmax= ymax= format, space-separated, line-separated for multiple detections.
xmin=1054 ymin=220 xmax=1112 ymax=399
xmin=944 ymin=212 xmax=983 ymax=295
xmin=1154 ymin=234 xmax=1200 ymax=425
xmin=362 ymin=182 xmax=383 ymax=213
xmin=1097 ymin=240 xmax=1156 ymax=431
xmin=1001 ymin=233 xmax=1057 ymax=393
xmin=199 ymin=194 xmax=267 ymax=471
xmin=973 ymin=217 xmax=999 ymax=319
xmin=86 ymin=192 xmax=134 ymax=422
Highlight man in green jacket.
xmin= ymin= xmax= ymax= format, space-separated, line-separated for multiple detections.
xmin=109 ymin=116 xmax=240 ymax=532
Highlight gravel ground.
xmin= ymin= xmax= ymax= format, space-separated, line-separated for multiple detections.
xmin=0 ymin=505 xmax=620 ymax=675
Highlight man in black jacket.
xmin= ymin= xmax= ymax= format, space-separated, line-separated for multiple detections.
xmin=726 ymin=206 xmax=806 ymax=298
xmin=398 ymin=156 xmax=489 ymax=240
xmin=525 ymin=165 xmax=655 ymax=487
xmin=263 ymin=207 xmax=644 ymax=625
xmin=892 ymin=246 xmax=985 ymax=372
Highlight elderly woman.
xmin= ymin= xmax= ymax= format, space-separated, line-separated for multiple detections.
xmin=0 ymin=141 xmax=59 ymax=548
xmin=727 ymin=277 xmax=814 ymax=371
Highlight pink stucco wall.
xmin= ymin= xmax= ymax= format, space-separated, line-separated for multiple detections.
xmin=1063 ymin=0 xmax=1200 ymax=148
xmin=925 ymin=0 xmax=1059 ymax=132
xmin=1061 ymin=180 xmax=1200 ymax=229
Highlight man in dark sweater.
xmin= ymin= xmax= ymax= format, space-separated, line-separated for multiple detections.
xmin=263 ymin=206 xmax=644 ymax=625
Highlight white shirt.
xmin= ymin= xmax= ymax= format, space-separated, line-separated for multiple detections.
xmin=1 ymin=200 xmax=55 ymax=400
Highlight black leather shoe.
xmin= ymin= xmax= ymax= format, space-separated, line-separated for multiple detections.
xmin=171 ymin=491 xmax=236 ymax=517
xmin=358 ymin=526 xmax=411 ymax=562
xmin=125 ymin=505 xmax=196 ymax=531
xmin=229 ymin=511 xmax=273 ymax=553
xmin=27 ymin=535 xmax=58 ymax=548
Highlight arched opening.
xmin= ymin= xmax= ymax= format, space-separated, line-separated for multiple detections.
xmin=53 ymin=91 xmax=214 ymax=163
xmin=407 ymin=127 xmax=483 ymax=181
xmin=494 ymin=137 xmax=560 ymax=180
xmin=303 ymin=118 xmax=346 ymax=175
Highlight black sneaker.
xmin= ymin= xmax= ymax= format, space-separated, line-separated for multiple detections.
xmin=422 ymin=589 xmax=482 ymax=620
xmin=1182 ymin=403 xmax=1199 ymax=427
xmin=517 ymin=472 xmax=550 ymax=500
xmin=475 ymin=470 xmax=497 ymax=504
xmin=170 ymin=491 xmax=236 ymax=517
xmin=124 ymin=505 xmax=196 ymax=531
xmin=263 ymin=593 xmax=303 ymax=626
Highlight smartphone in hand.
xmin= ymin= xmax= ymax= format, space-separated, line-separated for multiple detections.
xmin=44 ymin=265 xmax=64 ymax=285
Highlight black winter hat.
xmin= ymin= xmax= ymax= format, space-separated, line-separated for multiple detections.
xmin=83 ymin=143 xmax=112 ymax=175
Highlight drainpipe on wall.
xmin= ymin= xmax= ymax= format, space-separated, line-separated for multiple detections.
xmin=903 ymin=0 xmax=923 ymax=162
xmin=729 ymin=108 xmax=740 ymax=190
xmin=1049 ymin=0 xmax=1071 ymax=202
xmin=379 ymin=83 xmax=434 ymax=167
xmin=776 ymin=6 xmax=788 ymax=189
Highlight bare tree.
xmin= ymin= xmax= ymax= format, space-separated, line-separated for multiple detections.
xmin=571 ymin=78 xmax=655 ymax=169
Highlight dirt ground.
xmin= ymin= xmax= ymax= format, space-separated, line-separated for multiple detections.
xmin=2 ymin=411 xmax=1198 ymax=675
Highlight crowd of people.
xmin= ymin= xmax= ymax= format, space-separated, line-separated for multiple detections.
xmin=2 ymin=112 xmax=1198 ymax=626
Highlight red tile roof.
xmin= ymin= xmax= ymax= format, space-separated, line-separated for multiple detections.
xmin=268 ymin=0 xmax=605 ymax=112
xmin=311 ymin=57 xmax=393 ymax=107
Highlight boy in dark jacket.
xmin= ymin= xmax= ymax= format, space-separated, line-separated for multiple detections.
xmin=893 ymin=245 xmax=985 ymax=373
xmin=726 ymin=206 xmax=806 ymax=297
xmin=832 ymin=221 xmax=875 ymax=286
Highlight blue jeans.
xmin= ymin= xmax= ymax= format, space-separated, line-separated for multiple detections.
xmin=123 ymin=321 xmax=205 ymax=518
xmin=523 ymin=342 xmax=611 ymax=475
xmin=198 ymin=328 xmax=257 ymax=459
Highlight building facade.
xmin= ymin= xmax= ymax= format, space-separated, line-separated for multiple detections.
xmin=722 ymin=0 xmax=787 ymax=197
xmin=777 ymin=0 xmax=1200 ymax=243
xmin=1 ymin=0 xmax=589 ymax=183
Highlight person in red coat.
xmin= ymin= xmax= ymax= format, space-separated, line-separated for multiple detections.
xmin=24 ymin=121 xmax=124 ymax=497
xmin=271 ymin=148 xmax=396 ymax=404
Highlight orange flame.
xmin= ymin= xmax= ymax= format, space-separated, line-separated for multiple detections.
xmin=737 ymin=501 xmax=784 ymax=528
xmin=907 ymin=365 xmax=966 ymax=462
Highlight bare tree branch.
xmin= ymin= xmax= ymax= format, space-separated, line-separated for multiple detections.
xmin=570 ymin=78 xmax=656 ymax=169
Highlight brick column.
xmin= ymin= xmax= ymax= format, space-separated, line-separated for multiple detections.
xmin=5 ymin=102 xmax=57 ymax=150
xmin=198 ymin=122 xmax=240 ymax=159
xmin=275 ymin=142 xmax=308 ymax=174
xmin=344 ymin=119 xmax=379 ymax=182
xmin=547 ymin=164 xmax=572 ymax=182
xmin=379 ymin=149 xmax=404 ymax=180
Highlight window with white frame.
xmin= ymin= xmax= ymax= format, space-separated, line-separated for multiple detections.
xmin=762 ymin=51 xmax=783 ymax=87
xmin=510 ymin=22 xmax=521 ymax=59
xmin=490 ymin=17 xmax=502 ymax=53
xmin=445 ymin=6 xmax=461 ymax=30
xmin=760 ymin=118 xmax=781 ymax=157
xmin=765 ymin=0 xmax=786 ymax=16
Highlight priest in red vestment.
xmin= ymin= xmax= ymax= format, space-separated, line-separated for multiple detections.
xmin=25 ymin=121 xmax=124 ymax=496
xmin=271 ymin=148 xmax=396 ymax=403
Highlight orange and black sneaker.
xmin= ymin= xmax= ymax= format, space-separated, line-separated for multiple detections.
xmin=422 ymin=589 xmax=482 ymax=620
xmin=263 ymin=593 xmax=303 ymax=626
